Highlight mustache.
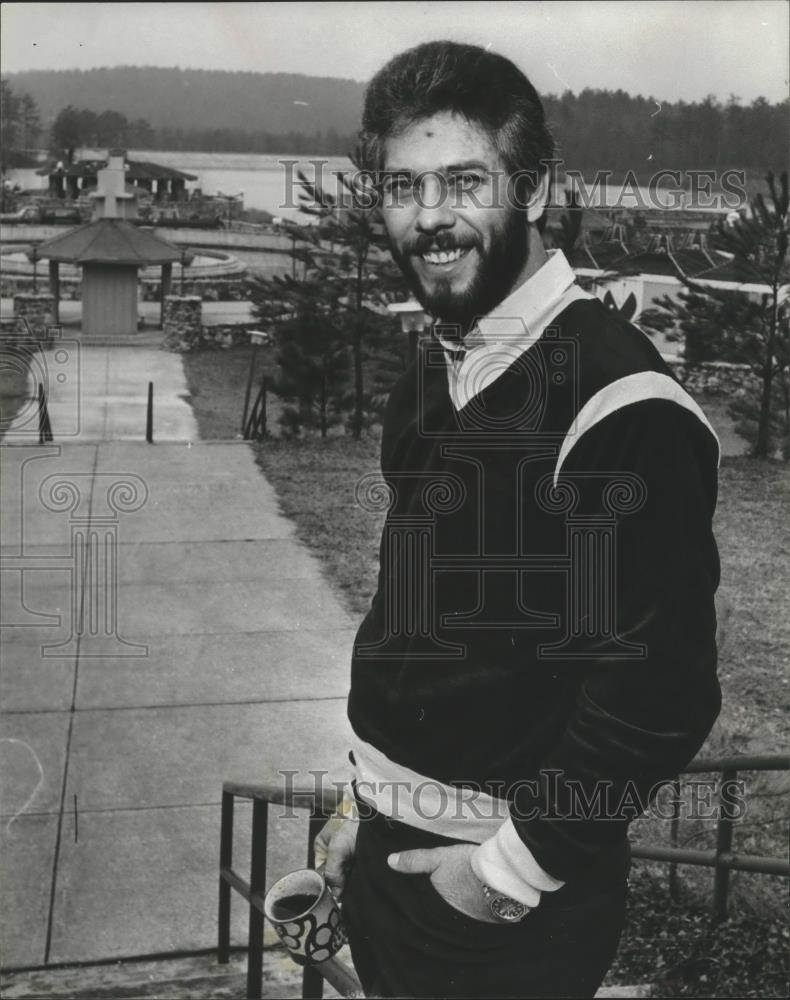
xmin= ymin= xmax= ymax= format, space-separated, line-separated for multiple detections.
xmin=403 ymin=234 xmax=481 ymax=256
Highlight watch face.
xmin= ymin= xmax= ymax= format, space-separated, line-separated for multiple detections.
xmin=489 ymin=894 xmax=529 ymax=922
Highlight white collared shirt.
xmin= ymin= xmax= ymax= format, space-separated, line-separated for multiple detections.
xmin=437 ymin=250 xmax=593 ymax=411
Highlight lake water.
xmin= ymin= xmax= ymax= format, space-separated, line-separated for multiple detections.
xmin=8 ymin=151 xmax=356 ymax=223
xmin=128 ymin=150 xmax=357 ymax=221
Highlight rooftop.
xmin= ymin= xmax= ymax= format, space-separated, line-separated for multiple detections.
xmin=38 ymin=158 xmax=198 ymax=182
xmin=694 ymin=258 xmax=767 ymax=284
xmin=35 ymin=217 xmax=189 ymax=266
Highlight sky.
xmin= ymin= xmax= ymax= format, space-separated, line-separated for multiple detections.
xmin=1 ymin=1 xmax=788 ymax=104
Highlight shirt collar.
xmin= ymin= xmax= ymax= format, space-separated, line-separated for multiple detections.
xmin=434 ymin=250 xmax=591 ymax=411
xmin=434 ymin=249 xmax=577 ymax=356
xmin=470 ymin=249 xmax=578 ymax=349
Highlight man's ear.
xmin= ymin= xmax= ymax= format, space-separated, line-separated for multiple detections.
xmin=526 ymin=171 xmax=551 ymax=224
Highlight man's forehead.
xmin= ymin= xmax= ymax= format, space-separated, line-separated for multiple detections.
xmin=382 ymin=111 xmax=501 ymax=172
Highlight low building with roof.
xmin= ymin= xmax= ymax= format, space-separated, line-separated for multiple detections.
xmin=567 ymin=225 xmax=631 ymax=271
xmin=570 ymin=227 xmax=776 ymax=357
xmin=39 ymin=154 xmax=197 ymax=203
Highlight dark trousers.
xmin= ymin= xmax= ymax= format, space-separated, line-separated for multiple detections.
xmin=341 ymin=810 xmax=630 ymax=999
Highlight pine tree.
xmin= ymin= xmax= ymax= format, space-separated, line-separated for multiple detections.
xmin=639 ymin=173 xmax=790 ymax=458
xmin=272 ymin=284 xmax=351 ymax=438
xmin=248 ymin=153 xmax=408 ymax=438
xmin=19 ymin=93 xmax=41 ymax=152
xmin=0 ymin=78 xmax=22 ymax=172
xmin=50 ymin=106 xmax=85 ymax=163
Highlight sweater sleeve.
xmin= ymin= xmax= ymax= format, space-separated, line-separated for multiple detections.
xmin=507 ymin=397 xmax=722 ymax=882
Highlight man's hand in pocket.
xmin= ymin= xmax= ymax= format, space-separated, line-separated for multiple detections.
xmin=388 ymin=844 xmax=508 ymax=924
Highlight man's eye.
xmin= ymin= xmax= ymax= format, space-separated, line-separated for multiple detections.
xmin=450 ymin=172 xmax=484 ymax=192
xmin=382 ymin=175 xmax=413 ymax=197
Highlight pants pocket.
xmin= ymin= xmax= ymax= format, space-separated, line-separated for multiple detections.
xmin=416 ymin=873 xmax=521 ymax=938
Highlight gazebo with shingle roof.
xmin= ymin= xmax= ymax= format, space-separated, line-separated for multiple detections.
xmin=35 ymin=151 xmax=191 ymax=336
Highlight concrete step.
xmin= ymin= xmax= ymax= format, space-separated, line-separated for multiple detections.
xmin=0 ymin=950 xmax=305 ymax=1000
xmin=72 ymin=332 xmax=166 ymax=348
xmin=1 ymin=950 xmax=653 ymax=999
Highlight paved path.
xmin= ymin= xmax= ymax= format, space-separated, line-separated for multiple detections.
xmin=1 ymin=345 xmax=356 ymax=967
xmin=3 ymin=337 xmax=199 ymax=443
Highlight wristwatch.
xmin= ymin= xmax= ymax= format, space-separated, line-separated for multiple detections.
xmin=480 ymin=883 xmax=530 ymax=922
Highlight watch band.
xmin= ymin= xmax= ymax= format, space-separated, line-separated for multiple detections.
xmin=481 ymin=883 xmax=530 ymax=922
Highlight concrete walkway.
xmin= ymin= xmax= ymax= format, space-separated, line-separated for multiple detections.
xmin=0 ymin=344 xmax=356 ymax=968
xmin=3 ymin=338 xmax=199 ymax=443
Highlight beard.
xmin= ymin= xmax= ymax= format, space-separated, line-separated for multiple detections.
xmin=389 ymin=208 xmax=530 ymax=331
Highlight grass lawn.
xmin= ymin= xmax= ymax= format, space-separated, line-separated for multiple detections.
xmin=178 ymin=342 xmax=285 ymax=439
xmin=182 ymin=345 xmax=789 ymax=997
xmin=255 ymin=435 xmax=383 ymax=616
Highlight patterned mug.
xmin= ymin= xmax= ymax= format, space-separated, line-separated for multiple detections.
xmin=263 ymin=868 xmax=346 ymax=965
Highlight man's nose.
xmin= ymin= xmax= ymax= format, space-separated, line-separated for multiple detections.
xmin=414 ymin=172 xmax=454 ymax=234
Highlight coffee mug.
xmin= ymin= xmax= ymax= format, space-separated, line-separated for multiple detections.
xmin=263 ymin=868 xmax=346 ymax=965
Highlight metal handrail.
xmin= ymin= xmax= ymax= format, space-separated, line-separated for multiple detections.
xmin=629 ymin=752 xmax=789 ymax=922
xmin=219 ymin=755 xmax=789 ymax=997
xmin=680 ymin=753 xmax=789 ymax=772
xmin=242 ymin=378 xmax=268 ymax=441
xmin=218 ymin=781 xmax=351 ymax=1000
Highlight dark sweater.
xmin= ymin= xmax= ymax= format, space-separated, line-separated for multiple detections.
xmin=348 ymin=296 xmax=721 ymax=881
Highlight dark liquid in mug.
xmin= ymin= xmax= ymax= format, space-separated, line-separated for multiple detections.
xmin=272 ymin=892 xmax=320 ymax=920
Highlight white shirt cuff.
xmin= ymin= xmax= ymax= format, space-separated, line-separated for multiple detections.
xmin=471 ymin=816 xmax=565 ymax=908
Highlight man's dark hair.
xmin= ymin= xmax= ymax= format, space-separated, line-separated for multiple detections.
xmin=359 ymin=40 xmax=555 ymax=191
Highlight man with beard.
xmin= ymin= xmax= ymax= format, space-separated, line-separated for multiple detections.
xmin=316 ymin=41 xmax=721 ymax=998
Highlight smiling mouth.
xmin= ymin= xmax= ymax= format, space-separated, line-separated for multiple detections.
xmin=419 ymin=247 xmax=472 ymax=267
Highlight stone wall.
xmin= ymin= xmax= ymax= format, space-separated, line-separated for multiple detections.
xmin=13 ymin=292 xmax=55 ymax=337
xmin=200 ymin=323 xmax=269 ymax=348
xmin=139 ymin=279 xmax=249 ymax=303
xmin=162 ymin=296 xmax=202 ymax=352
xmin=159 ymin=320 xmax=267 ymax=353
xmin=3 ymin=277 xmax=85 ymax=301
xmin=2 ymin=275 xmax=247 ymax=303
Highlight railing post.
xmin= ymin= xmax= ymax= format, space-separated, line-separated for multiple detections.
xmin=243 ymin=383 xmax=268 ymax=442
xmin=669 ymin=777 xmax=681 ymax=902
xmin=247 ymin=798 xmax=268 ymax=1000
xmin=712 ymin=767 xmax=737 ymax=923
xmin=302 ymin=809 xmax=329 ymax=1000
xmin=218 ymin=789 xmax=234 ymax=964
xmin=38 ymin=382 xmax=53 ymax=443
xmin=241 ymin=341 xmax=260 ymax=434
xmin=146 ymin=381 xmax=154 ymax=443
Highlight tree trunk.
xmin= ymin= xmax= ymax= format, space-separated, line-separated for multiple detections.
xmin=352 ymin=254 xmax=365 ymax=440
xmin=755 ymin=285 xmax=779 ymax=458
xmin=352 ymin=319 xmax=363 ymax=440
xmin=320 ymin=377 xmax=328 ymax=438
xmin=755 ymin=364 xmax=774 ymax=458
